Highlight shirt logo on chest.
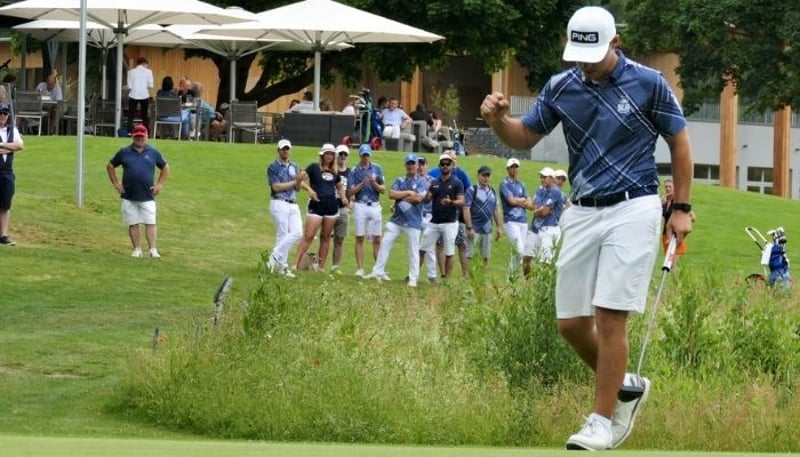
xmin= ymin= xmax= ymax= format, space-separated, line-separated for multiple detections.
xmin=617 ymin=97 xmax=631 ymax=115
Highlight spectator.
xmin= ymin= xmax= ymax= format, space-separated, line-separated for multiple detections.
xmin=319 ymin=97 xmax=333 ymax=112
xmin=126 ymin=57 xmax=153 ymax=132
xmin=419 ymin=153 xmax=465 ymax=278
xmin=554 ymin=168 xmax=571 ymax=209
xmin=428 ymin=150 xmax=472 ymax=278
xmin=156 ymin=76 xmax=178 ymax=97
xmin=381 ymin=96 xmax=411 ymax=139
xmin=293 ymin=143 xmax=348 ymax=273
xmin=0 ymin=74 xmax=17 ymax=104
xmin=364 ymin=154 xmax=427 ymax=287
xmin=105 ymin=125 xmax=170 ymax=258
xmin=289 ymin=91 xmax=314 ymax=112
xmin=523 ymin=167 xmax=565 ymax=273
xmin=330 ymin=144 xmax=352 ymax=274
xmin=462 ymin=165 xmax=504 ymax=267
xmin=192 ymin=82 xmax=226 ymax=140
xmin=266 ymin=139 xmax=307 ymax=278
xmin=499 ymin=157 xmax=532 ymax=276
xmin=416 ymin=156 xmax=438 ymax=282
xmin=0 ymin=102 xmax=24 ymax=246
xmin=35 ymin=73 xmax=63 ymax=134
xmin=346 ymin=144 xmax=385 ymax=277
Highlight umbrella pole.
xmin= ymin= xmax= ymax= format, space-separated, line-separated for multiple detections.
xmin=229 ymin=58 xmax=236 ymax=102
xmin=101 ymin=48 xmax=107 ymax=100
xmin=115 ymin=35 xmax=123 ymax=133
xmin=313 ymin=45 xmax=321 ymax=112
xmin=76 ymin=0 xmax=89 ymax=208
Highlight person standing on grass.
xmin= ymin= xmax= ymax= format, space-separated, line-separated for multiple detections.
xmin=266 ymin=139 xmax=306 ymax=278
xmin=126 ymin=57 xmax=153 ymax=133
xmin=0 ymin=102 xmax=24 ymax=246
xmin=522 ymin=166 xmax=564 ymax=274
xmin=106 ymin=125 xmax=170 ymax=258
xmin=330 ymin=144 xmax=352 ymax=274
xmin=499 ymin=157 xmax=532 ymax=277
xmin=292 ymin=143 xmax=348 ymax=273
xmin=347 ymin=144 xmax=385 ymax=277
xmin=481 ymin=5 xmax=693 ymax=451
xmin=462 ymin=165 xmax=503 ymax=268
xmin=419 ymin=154 xmax=464 ymax=279
xmin=364 ymin=154 xmax=427 ymax=287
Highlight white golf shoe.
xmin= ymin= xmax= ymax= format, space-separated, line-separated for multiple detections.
xmin=611 ymin=374 xmax=651 ymax=448
xmin=566 ymin=413 xmax=613 ymax=451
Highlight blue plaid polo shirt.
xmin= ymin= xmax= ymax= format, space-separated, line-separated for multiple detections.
xmin=465 ymin=184 xmax=497 ymax=235
xmin=389 ymin=175 xmax=427 ymax=230
xmin=531 ymin=186 xmax=564 ymax=233
xmin=347 ymin=162 xmax=385 ymax=204
xmin=500 ymin=177 xmax=528 ymax=224
xmin=521 ymin=51 xmax=687 ymax=199
xmin=266 ymin=159 xmax=300 ymax=201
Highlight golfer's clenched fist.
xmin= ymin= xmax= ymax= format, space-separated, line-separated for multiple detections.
xmin=480 ymin=92 xmax=511 ymax=125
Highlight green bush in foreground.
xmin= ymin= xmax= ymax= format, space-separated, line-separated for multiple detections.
xmin=114 ymin=261 xmax=800 ymax=451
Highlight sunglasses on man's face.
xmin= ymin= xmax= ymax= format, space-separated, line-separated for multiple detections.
xmin=556 ymin=176 xmax=566 ymax=181
xmin=480 ymin=173 xmax=491 ymax=177
xmin=439 ymin=161 xmax=453 ymax=167
xmin=0 ymin=111 xmax=9 ymax=116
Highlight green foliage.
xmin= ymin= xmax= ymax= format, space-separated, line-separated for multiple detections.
xmin=428 ymin=83 xmax=460 ymax=124
xmin=623 ymin=0 xmax=800 ymax=113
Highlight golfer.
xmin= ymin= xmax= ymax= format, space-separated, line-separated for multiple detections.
xmin=480 ymin=5 xmax=693 ymax=451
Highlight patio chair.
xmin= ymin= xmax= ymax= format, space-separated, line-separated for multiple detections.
xmin=228 ymin=100 xmax=262 ymax=143
xmin=13 ymin=90 xmax=46 ymax=136
xmin=93 ymin=99 xmax=117 ymax=136
xmin=153 ymin=96 xmax=183 ymax=140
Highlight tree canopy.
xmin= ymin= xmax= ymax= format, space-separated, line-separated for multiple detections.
xmin=197 ymin=0 xmax=586 ymax=107
xmin=622 ymin=0 xmax=800 ymax=114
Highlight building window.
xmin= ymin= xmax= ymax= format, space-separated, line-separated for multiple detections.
xmin=656 ymin=163 xmax=672 ymax=176
xmin=694 ymin=164 xmax=719 ymax=181
xmin=746 ymin=167 xmax=774 ymax=194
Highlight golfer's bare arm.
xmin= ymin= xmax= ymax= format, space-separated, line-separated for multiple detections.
xmin=481 ymin=92 xmax=544 ymax=150
xmin=663 ymin=127 xmax=694 ymax=243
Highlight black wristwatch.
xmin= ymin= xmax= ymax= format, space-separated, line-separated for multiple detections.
xmin=672 ymin=203 xmax=692 ymax=213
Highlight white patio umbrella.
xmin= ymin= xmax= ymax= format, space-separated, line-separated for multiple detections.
xmin=167 ymin=25 xmax=352 ymax=103
xmin=0 ymin=0 xmax=254 ymax=207
xmin=14 ymin=20 xmax=190 ymax=100
xmin=200 ymin=0 xmax=443 ymax=110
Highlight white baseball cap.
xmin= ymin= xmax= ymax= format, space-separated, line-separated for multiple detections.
xmin=562 ymin=6 xmax=617 ymax=64
xmin=277 ymin=139 xmax=292 ymax=150
xmin=506 ymin=158 xmax=520 ymax=168
xmin=554 ymin=169 xmax=568 ymax=178
xmin=318 ymin=143 xmax=336 ymax=155
xmin=335 ymin=144 xmax=349 ymax=155
xmin=539 ymin=167 xmax=555 ymax=177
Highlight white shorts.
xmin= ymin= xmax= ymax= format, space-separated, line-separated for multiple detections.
xmin=121 ymin=199 xmax=156 ymax=226
xmin=353 ymin=202 xmax=382 ymax=238
xmin=523 ymin=225 xmax=561 ymax=262
xmin=420 ymin=221 xmax=459 ymax=256
xmin=555 ymin=195 xmax=661 ymax=319
xmin=504 ymin=221 xmax=527 ymax=256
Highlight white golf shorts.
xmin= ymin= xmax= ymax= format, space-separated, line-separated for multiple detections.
xmin=555 ymin=195 xmax=661 ymax=319
xmin=420 ymin=221 xmax=459 ymax=256
xmin=353 ymin=202 xmax=382 ymax=238
xmin=121 ymin=199 xmax=156 ymax=226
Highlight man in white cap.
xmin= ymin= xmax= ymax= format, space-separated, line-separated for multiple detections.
xmin=265 ymin=139 xmax=307 ymax=278
xmin=522 ymin=166 xmax=564 ymax=274
xmin=553 ymin=168 xmax=570 ymax=209
xmin=481 ymin=5 xmax=693 ymax=451
xmin=499 ymin=157 xmax=532 ymax=277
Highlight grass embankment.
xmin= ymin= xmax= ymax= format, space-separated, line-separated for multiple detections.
xmin=2 ymin=136 xmax=800 ymax=453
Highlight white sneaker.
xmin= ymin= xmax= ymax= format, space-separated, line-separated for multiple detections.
xmin=283 ymin=269 xmax=296 ymax=278
xmin=266 ymin=255 xmax=280 ymax=273
xmin=566 ymin=413 xmax=613 ymax=451
xmin=364 ymin=272 xmax=390 ymax=281
xmin=611 ymin=374 xmax=651 ymax=448
xmin=354 ymin=268 xmax=365 ymax=278
xmin=131 ymin=248 xmax=143 ymax=258
xmin=408 ymin=280 xmax=417 ymax=288
xmin=149 ymin=248 xmax=161 ymax=258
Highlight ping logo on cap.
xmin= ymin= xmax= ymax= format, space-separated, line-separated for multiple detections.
xmin=571 ymin=31 xmax=599 ymax=44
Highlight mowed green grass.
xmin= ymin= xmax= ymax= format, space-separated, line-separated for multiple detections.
xmin=0 ymin=435 xmax=794 ymax=457
xmin=2 ymin=135 xmax=799 ymax=455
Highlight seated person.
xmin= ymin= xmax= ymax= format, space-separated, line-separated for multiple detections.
xmin=156 ymin=76 xmax=178 ymax=97
xmin=341 ymin=100 xmax=356 ymax=115
xmin=288 ymin=90 xmax=314 ymax=112
xmin=319 ymin=97 xmax=333 ymax=112
xmin=155 ymin=76 xmax=185 ymax=138
xmin=35 ymin=73 xmax=63 ymax=134
xmin=381 ymin=96 xmax=411 ymax=138
xmin=192 ymin=82 xmax=226 ymax=140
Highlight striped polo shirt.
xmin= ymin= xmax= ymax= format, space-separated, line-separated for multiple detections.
xmin=389 ymin=175 xmax=427 ymax=230
xmin=347 ymin=162 xmax=385 ymax=204
xmin=521 ymin=51 xmax=687 ymax=200
xmin=266 ymin=159 xmax=300 ymax=201
xmin=500 ymin=177 xmax=528 ymax=224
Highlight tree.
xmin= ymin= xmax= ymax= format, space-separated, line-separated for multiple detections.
xmin=622 ymin=0 xmax=800 ymax=114
xmin=193 ymin=0 xmax=587 ymax=108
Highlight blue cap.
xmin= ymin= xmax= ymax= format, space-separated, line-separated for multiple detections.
xmin=404 ymin=154 xmax=418 ymax=164
xmin=358 ymin=144 xmax=372 ymax=156
xmin=0 ymin=103 xmax=9 ymax=112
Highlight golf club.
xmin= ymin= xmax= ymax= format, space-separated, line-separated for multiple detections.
xmin=618 ymin=235 xmax=677 ymax=401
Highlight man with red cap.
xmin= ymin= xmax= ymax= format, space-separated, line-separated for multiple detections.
xmin=106 ymin=125 xmax=170 ymax=258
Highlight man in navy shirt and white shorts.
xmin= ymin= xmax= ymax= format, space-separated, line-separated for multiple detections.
xmin=481 ymin=5 xmax=693 ymax=451
xmin=106 ymin=125 xmax=170 ymax=258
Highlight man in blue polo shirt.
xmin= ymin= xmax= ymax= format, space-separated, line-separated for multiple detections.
xmin=499 ymin=157 xmax=532 ymax=277
xmin=462 ymin=165 xmax=504 ymax=267
xmin=522 ymin=166 xmax=565 ymax=274
xmin=265 ymin=139 xmax=307 ymax=278
xmin=106 ymin=125 xmax=170 ymax=258
xmin=364 ymin=154 xmax=427 ymax=287
xmin=481 ymin=5 xmax=693 ymax=451
xmin=347 ymin=144 xmax=385 ymax=277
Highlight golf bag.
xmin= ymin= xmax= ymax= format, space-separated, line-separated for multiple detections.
xmin=342 ymin=88 xmax=382 ymax=150
xmin=744 ymin=226 xmax=792 ymax=286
